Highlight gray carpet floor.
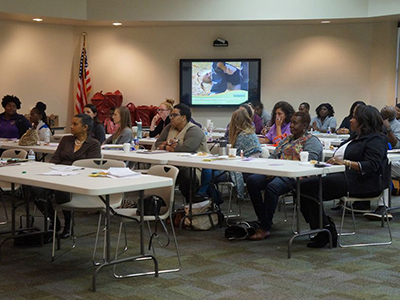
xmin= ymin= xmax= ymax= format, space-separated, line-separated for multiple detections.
xmin=1 ymin=193 xmax=400 ymax=300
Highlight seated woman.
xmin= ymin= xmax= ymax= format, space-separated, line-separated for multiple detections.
xmin=198 ymin=107 xmax=263 ymax=204
xmin=155 ymin=103 xmax=208 ymax=202
xmin=104 ymin=106 xmax=133 ymax=144
xmin=336 ymin=101 xmax=366 ymax=134
xmin=224 ymin=103 xmax=263 ymax=141
xmin=247 ymin=111 xmax=323 ymax=240
xmin=298 ymin=102 xmax=310 ymax=114
xmin=0 ymin=95 xmax=31 ymax=139
xmin=149 ymin=99 xmax=174 ymax=138
xmin=29 ymin=101 xmax=50 ymax=141
xmin=300 ymin=105 xmax=387 ymax=248
xmin=84 ymin=104 xmax=106 ymax=144
xmin=31 ymin=114 xmax=101 ymax=238
xmin=259 ymin=101 xmax=294 ymax=145
xmin=311 ymin=103 xmax=337 ymax=133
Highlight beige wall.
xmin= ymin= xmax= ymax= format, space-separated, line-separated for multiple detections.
xmin=0 ymin=20 xmax=74 ymax=127
xmin=0 ymin=19 xmax=397 ymax=129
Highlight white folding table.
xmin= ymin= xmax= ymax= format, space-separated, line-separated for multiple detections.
xmin=0 ymin=162 xmax=173 ymax=291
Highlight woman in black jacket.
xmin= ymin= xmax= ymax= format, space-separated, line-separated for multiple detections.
xmin=300 ymin=105 xmax=387 ymax=248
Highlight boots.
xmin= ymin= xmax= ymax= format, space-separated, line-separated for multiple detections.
xmin=307 ymin=216 xmax=337 ymax=248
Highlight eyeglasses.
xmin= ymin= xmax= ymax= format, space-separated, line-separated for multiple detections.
xmin=169 ymin=113 xmax=181 ymax=118
xmin=157 ymin=109 xmax=169 ymax=112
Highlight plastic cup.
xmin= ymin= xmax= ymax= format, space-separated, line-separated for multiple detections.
xmin=123 ymin=143 xmax=130 ymax=153
xmin=324 ymin=140 xmax=331 ymax=150
xmin=300 ymin=151 xmax=309 ymax=162
xmin=229 ymin=148 xmax=237 ymax=157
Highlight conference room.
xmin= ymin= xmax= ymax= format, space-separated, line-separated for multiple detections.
xmin=1 ymin=1 xmax=400 ymax=298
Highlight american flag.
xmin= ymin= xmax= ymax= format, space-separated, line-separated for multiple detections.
xmin=75 ymin=45 xmax=91 ymax=113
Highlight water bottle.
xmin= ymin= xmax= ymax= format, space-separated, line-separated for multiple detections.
xmin=28 ymin=149 xmax=35 ymax=162
xmin=44 ymin=128 xmax=51 ymax=143
xmin=219 ymin=138 xmax=227 ymax=156
xmin=136 ymin=121 xmax=142 ymax=139
xmin=326 ymin=128 xmax=331 ymax=135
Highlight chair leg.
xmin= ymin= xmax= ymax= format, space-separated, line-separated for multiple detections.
xmin=51 ymin=210 xmax=57 ymax=261
xmin=339 ymin=200 xmax=392 ymax=247
xmin=0 ymin=192 xmax=8 ymax=224
xmin=92 ymin=214 xmax=105 ymax=266
xmin=113 ymin=218 xmax=182 ymax=278
xmin=51 ymin=210 xmax=76 ymax=261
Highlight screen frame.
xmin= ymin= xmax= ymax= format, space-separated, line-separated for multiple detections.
xmin=179 ymin=58 xmax=261 ymax=108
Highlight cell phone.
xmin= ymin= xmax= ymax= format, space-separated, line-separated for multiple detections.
xmin=314 ymin=163 xmax=326 ymax=168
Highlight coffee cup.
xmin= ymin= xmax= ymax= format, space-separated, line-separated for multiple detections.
xmin=300 ymin=151 xmax=309 ymax=162
xmin=123 ymin=143 xmax=130 ymax=153
xmin=229 ymin=148 xmax=237 ymax=157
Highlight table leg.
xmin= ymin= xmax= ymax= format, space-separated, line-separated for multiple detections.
xmin=288 ymin=175 xmax=332 ymax=259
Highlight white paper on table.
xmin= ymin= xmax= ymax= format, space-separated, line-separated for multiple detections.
xmin=37 ymin=170 xmax=80 ymax=176
xmin=107 ymin=167 xmax=141 ymax=178
xmin=50 ymin=166 xmax=85 ymax=171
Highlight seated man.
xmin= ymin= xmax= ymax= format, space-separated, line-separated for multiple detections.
xmin=155 ymin=103 xmax=208 ymax=202
xmin=381 ymin=106 xmax=400 ymax=148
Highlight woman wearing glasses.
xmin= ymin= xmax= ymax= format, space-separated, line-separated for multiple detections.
xmin=149 ymin=99 xmax=174 ymax=138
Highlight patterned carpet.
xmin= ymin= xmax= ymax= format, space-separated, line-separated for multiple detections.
xmin=1 ymin=193 xmax=400 ymax=300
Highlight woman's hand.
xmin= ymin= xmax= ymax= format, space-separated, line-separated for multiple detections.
xmin=150 ymin=114 xmax=161 ymax=131
xmin=312 ymin=121 xmax=319 ymax=131
xmin=327 ymin=157 xmax=345 ymax=165
xmin=157 ymin=141 xmax=168 ymax=150
xmin=275 ymin=116 xmax=283 ymax=127
xmin=336 ymin=128 xmax=349 ymax=134
xmin=261 ymin=126 xmax=270 ymax=135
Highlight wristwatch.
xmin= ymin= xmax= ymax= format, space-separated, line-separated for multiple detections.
xmin=387 ymin=127 xmax=392 ymax=132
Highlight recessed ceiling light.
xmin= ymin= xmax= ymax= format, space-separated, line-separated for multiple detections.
xmin=33 ymin=18 xmax=43 ymax=22
xmin=113 ymin=22 xmax=122 ymax=26
xmin=321 ymin=20 xmax=331 ymax=24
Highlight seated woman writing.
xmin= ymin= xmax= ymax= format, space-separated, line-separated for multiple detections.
xmin=31 ymin=114 xmax=101 ymax=238
xmin=104 ymin=106 xmax=133 ymax=144
xmin=259 ymin=101 xmax=294 ymax=145
xmin=300 ymin=105 xmax=387 ymax=248
xmin=247 ymin=111 xmax=323 ymax=240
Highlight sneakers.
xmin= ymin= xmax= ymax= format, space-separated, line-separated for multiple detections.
xmin=363 ymin=206 xmax=393 ymax=221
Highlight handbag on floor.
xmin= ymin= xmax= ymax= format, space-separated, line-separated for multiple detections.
xmin=184 ymin=200 xmax=222 ymax=230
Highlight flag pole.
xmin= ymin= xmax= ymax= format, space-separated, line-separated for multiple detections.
xmin=82 ymin=32 xmax=87 ymax=48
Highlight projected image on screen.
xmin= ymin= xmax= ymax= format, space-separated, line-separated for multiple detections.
xmin=192 ymin=61 xmax=249 ymax=105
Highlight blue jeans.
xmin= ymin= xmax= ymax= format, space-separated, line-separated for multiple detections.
xmin=198 ymin=169 xmax=229 ymax=205
xmin=246 ymin=175 xmax=295 ymax=231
